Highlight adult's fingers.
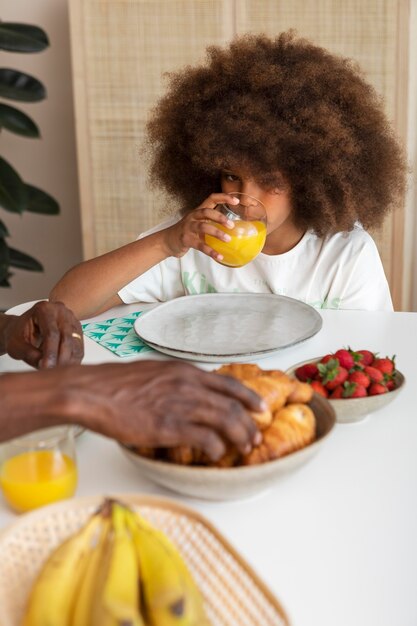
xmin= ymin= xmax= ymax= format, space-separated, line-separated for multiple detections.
xmin=33 ymin=307 xmax=61 ymax=368
xmin=56 ymin=325 xmax=84 ymax=366
xmin=202 ymin=370 xmax=267 ymax=412
xmin=183 ymin=392 xmax=261 ymax=453
xmin=170 ymin=424 xmax=227 ymax=461
xmin=33 ymin=302 xmax=84 ymax=367
xmin=21 ymin=346 xmax=43 ymax=368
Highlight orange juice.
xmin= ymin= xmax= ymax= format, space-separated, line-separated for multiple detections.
xmin=205 ymin=220 xmax=267 ymax=267
xmin=0 ymin=450 xmax=77 ymax=513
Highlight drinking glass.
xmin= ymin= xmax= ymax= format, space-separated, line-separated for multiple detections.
xmin=0 ymin=426 xmax=78 ymax=513
xmin=205 ymin=192 xmax=267 ymax=267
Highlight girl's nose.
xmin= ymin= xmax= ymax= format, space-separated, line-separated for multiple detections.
xmin=240 ymin=180 xmax=263 ymax=200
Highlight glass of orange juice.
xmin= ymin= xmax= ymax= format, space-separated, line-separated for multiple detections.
xmin=205 ymin=192 xmax=267 ymax=267
xmin=0 ymin=427 xmax=78 ymax=513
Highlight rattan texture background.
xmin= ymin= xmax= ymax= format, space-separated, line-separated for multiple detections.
xmin=69 ymin=0 xmax=408 ymax=307
xmin=0 ymin=495 xmax=289 ymax=626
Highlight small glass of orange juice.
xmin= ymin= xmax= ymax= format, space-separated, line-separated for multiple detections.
xmin=0 ymin=427 xmax=78 ymax=513
xmin=205 ymin=192 xmax=267 ymax=267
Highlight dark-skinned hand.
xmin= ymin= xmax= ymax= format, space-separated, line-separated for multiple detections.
xmin=1 ymin=301 xmax=84 ymax=369
xmin=62 ymin=360 xmax=264 ymax=461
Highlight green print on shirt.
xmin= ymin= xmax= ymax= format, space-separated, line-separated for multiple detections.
xmin=307 ymin=297 xmax=341 ymax=310
xmin=181 ymin=271 xmax=341 ymax=309
xmin=182 ymin=271 xmax=217 ymax=294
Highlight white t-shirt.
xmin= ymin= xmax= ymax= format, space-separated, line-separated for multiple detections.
xmin=119 ymin=217 xmax=393 ymax=311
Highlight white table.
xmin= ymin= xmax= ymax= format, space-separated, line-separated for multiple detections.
xmin=1 ymin=303 xmax=417 ymax=626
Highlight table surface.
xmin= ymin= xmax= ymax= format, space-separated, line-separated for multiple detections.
xmin=1 ymin=302 xmax=417 ymax=626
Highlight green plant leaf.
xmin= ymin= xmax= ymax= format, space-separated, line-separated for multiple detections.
xmin=0 ymin=219 xmax=9 ymax=237
xmin=0 ymin=103 xmax=40 ymax=137
xmin=0 ymin=69 xmax=46 ymax=102
xmin=0 ymin=237 xmax=10 ymax=282
xmin=0 ymin=156 xmax=28 ymax=213
xmin=8 ymin=246 xmax=43 ymax=272
xmin=0 ymin=23 xmax=49 ymax=53
xmin=25 ymin=184 xmax=60 ymax=214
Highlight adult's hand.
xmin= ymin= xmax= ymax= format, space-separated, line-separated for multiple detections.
xmin=67 ymin=360 xmax=264 ymax=460
xmin=0 ymin=301 xmax=84 ymax=369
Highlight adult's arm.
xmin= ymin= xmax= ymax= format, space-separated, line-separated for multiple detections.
xmin=0 ymin=360 xmax=263 ymax=460
xmin=0 ymin=301 xmax=84 ymax=368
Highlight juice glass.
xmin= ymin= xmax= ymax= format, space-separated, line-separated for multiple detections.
xmin=0 ymin=426 xmax=78 ymax=513
xmin=205 ymin=192 xmax=267 ymax=267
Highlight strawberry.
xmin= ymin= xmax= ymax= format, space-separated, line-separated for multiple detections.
xmin=320 ymin=354 xmax=334 ymax=364
xmin=372 ymin=357 xmax=395 ymax=376
xmin=323 ymin=366 xmax=348 ymax=391
xmin=329 ymin=385 xmax=344 ymax=399
xmin=356 ymin=350 xmax=374 ymax=366
xmin=364 ymin=365 xmax=384 ymax=384
xmin=334 ymin=349 xmax=355 ymax=370
xmin=368 ymin=382 xmax=388 ymax=396
xmin=310 ymin=380 xmax=329 ymax=397
xmin=348 ymin=370 xmax=370 ymax=388
xmin=348 ymin=383 xmax=368 ymax=398
xmin=385 ymin=379 xmax=396 ymax=391
xmin=295 ymin=363 xmax=319 ymax=382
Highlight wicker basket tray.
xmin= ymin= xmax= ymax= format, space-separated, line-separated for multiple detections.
xmin=0 ymin=494 xmax=290 ymax=626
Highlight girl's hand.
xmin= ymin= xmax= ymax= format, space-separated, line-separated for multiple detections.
xmin=163 ymin=193 xmax=239 ymax=260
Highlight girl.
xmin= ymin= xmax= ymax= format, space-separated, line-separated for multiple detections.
xmin=51 ymin=32 xmax=406 ymax=318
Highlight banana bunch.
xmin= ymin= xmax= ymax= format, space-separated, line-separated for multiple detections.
xmin=22 ymin=499 xmax=210 ymax=626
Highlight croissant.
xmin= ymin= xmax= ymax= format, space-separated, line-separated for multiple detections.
xmin=137 ymin=364 xmax=316 ymax=468
xmin=216 ymin=363 xmax=264 ymax=380
xmin=242 ymin=403 xmax=316 ymax=465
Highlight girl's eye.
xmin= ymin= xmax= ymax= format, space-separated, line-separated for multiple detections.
xmin=222 ymin=172 xmax=239 ymax=182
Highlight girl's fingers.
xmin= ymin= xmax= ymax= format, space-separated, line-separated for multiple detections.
xmin=197 ymin=206 xmax=235 ymax=227
xmin=196 ymin=242 xmax=224 ymax=261
xmin=197 ymin=193 xmax=240 ymax=210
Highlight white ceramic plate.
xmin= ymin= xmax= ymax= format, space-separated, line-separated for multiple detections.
xmin=134 ymin=293 xmax=322 ymax=363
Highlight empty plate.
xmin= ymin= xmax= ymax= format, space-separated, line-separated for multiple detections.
xmin=134 ymin=293 xmax=322 ymax=362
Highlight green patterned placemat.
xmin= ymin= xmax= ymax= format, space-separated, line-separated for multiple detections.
xmin=82 ymin=311 xmax=154 ymax=357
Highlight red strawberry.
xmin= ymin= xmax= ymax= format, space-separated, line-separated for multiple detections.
xmin=295 ymin=363 xmax=319 ymax=382
xmin=368 ymin=382 xmax=388 ymax=396
xmin=334 ymin=349 xmax=355 ymax=370
xmin=320 ymin=354 xmax=334 ymax=364
xmin=357 ymin=350 xmax=374 ymax=366
xmin=310 ymin=380 xmax=329 ymax=398
xmin=385 ymin=379 xmax=396 ymax=391
xmin=372 ymin=357 xmax=395 ymax=376
xmin=324 ymin=366 xmax=348 ymax=391
xmin=364 ymin=365 xmax=384 ymax=384
xmin=349 ymin=383 xmax=368 ymax=398
xmin=329 ymin=385 xmax=344 ymax=399
xmin=348 ymin=370 xmax=370 ymax=388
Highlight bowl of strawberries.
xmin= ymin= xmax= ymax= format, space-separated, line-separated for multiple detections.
xmin=286 ymin=348 xmax=405 ymax=423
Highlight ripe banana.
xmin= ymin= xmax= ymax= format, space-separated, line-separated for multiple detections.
xmin=21 ymin=499 xmax=210 ymax=626
xmin=21 ymin=510 xmax=102 ymax=626
xmin=125 ymin=507 xmax=210 ymax=626
xmin=90 ymin=502 xmax=144 ymax=626
xmin=70 ymin=512 xmax=111 ymax=626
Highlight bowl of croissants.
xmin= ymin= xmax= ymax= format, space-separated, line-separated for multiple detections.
xmin=120 ymin=363 xmax=336 ymax=500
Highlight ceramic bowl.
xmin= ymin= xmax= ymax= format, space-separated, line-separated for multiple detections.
xmin=119 ymin=394 xmax=336 ymax=501
xmin=285 ymin=357 xmax=405 ymax=424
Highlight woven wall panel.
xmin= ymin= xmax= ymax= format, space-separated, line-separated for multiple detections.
xmin=70 ymin=0 xmax=234 ymax=256
xmin=70 ymin=0 xmax=408 ymax=306
xmin=236 ymin=0 xmax=405 ymax=296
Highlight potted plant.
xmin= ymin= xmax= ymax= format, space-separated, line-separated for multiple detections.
xmin=0 ymin=20 xmax=59 ymax=287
